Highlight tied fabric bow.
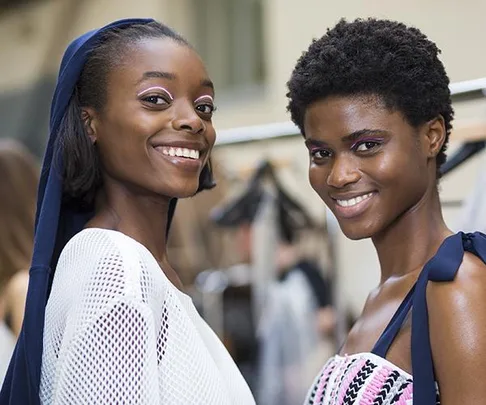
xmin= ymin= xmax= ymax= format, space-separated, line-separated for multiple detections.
xmin=412 ymin=232 xmax=486 ymax=404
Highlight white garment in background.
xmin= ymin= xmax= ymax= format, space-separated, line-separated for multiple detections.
xmin=454 ymin=154 xmax=486 ymax=233
xmin=258 ymin=270 xmax=330 ymax=405
xmin=40 ymin=228 xmax=255 ymax=405
xmin=0 ymin=321 xmax=15 ymax=385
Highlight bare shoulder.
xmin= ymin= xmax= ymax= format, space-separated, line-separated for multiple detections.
xmin=427 ymin=251 xmax=486 ymax=313
xmin=427 ymin=252 xmax=486 ymax=403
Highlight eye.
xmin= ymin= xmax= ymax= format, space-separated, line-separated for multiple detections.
xmin=196 ymin=103 xmax=217 ymax=116
xmin=142 ymin=95 xmax=170 ymax=106
xmin=355 ymin=140 xmax=380 ymax=152
xmin=311 ymin=149 xmax=332 ymax=160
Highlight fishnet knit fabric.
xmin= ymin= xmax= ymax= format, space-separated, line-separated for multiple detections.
xmin=40 ymin=228 xmax=255 ymax=405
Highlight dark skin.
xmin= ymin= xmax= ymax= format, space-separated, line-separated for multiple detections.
xmin=304 ymin=95 xmax=486 ymax=404
xmin=82 ymin=38 xmax=216 ymax=291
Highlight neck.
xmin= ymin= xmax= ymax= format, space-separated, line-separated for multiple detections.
xmin=372 ymin=187 xmax=452 ymax=284
xmin=86 ymin=182 xmax=176 ymax=281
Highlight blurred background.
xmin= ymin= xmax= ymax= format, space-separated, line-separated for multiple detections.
xmin=1 ymin=1 xmax=486 ymax=404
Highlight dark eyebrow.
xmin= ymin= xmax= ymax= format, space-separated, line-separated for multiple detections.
xmin=304 ymin=139 xmax=327 ymax=148
xmin=201 ymin=79 xmax=214 ymax=91
xmin=137 ymin=71 xmax=176 ymax=84
xmin=342 ymin=129 xmax=390 ymax=143
xmin=137 ymin=71 xmax=214 ymax=94
xmin=304 ymin=129 xmax=390 ymax=148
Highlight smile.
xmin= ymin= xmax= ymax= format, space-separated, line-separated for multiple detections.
xmin=331 ymin=191 xmax=376 ymax=219
xmin=158 ymin=146 xmax=200 ymax=160
xmin=335 ymin=192 xmax=373 ymax=207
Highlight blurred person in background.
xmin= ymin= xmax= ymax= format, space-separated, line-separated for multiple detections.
xmin=211 ymin=161 xmax=336 ymax=405
xmin=287 ymin=18 xmax=486 ymax=404
xmin=0 ymin=140 xmax=39 ymax=383
xmin=246 ymin=223 xmax=336 ymax=405
xmin=0 ymin=139 xmax=38 ymax=384
xmin=1 ymin=18 xmax=255 ymax=405
xmin=0 ymin=140 xmax=39 ymax=336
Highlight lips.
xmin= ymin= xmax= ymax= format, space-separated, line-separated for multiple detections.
xmin=330 ymin=191 xmax=376 ymax=219
xmin=155 ymin=146 xmax=200 ymax=160
xmin=152 ymin=143 xmax=204 ymax=173
xmin=335 ymin=192 xmax=373 ymax=207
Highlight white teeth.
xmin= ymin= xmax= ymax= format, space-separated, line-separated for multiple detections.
xmin=159 ymin=147 xmax=200 ymax=160
xmin=336 ymin=192 xmax=373 ymax=207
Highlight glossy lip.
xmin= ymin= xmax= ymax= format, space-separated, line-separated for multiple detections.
xmin=151 ymin=139 xmax=206 ymax=152
xmin=151 ymin=139 xmax=207 ymax=172
xmin=330 ymin=191 xmax=377 ymax=219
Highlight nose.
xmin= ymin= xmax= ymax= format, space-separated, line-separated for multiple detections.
xmin=326 ymin=154 xmax=361 ymax=188
xmin=171 ymin=101 xmax=205 ymax=134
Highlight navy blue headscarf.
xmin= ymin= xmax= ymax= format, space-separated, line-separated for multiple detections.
xmin=0 ymin=18 xmax=185 ymax=404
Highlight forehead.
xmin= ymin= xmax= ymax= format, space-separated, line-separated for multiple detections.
xmin=304 ymin=95 xmax=405 ymax=138
xmin=108 ymin=37 xmax=210 ymax=90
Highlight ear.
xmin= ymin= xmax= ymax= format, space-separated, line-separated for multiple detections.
xmin=423 ymin=115 xmax=446 ymax=159
xmin=81 ymin=107 xmax=99 ymax=144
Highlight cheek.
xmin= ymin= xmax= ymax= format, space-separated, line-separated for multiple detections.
xmin=309 ymin=165 xmax=329 ymax=197
xmin=96 ymin=120 xmax=152 ymax=178
xmin=374 ymin=148 xmax=430 ymax=209
xmin=372 ymin=145 xmax=425 ymax=186
xmin=204 ymin=127 xmax=217 ymax=160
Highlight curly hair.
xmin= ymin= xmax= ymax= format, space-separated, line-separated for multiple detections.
xmin=286 ymin=18 xmax=454 ymax=175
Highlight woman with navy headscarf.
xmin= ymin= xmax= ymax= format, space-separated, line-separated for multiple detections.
xmin=0 ymin=18 xmax=256 ymax=405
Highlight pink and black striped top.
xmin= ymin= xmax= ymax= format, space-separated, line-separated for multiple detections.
xmin=304 ymin=352 xmax=439 ymax=405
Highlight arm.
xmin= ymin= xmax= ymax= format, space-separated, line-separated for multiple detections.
xmin=52 ymin=297 xmax=160 ymax=404
xmin=46 ymin=232 xmax=162 ymax=404
xmin=428 ymin=253 xmax=486 ymax=405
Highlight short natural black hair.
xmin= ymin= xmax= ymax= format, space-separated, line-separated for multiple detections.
xmin=58 ymin=21 xmax=214 ymax=207
xmin=286 ymin=18 xmax=454 ymax=177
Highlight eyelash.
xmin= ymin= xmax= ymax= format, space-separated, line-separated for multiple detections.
xmin=141 ymin=95 xmax=217 ymax=117
xmin=310 ymin=149 xmax=332 ymax=160
xmin=352 ymin=140 xmax=382 ymax=152
xmin=142 ymin=95 xmax=170 ymax=106
xmin=310 ymin=140 xmax=382 ymax=161
xmin=196 ymin=103 xmax=217 ymax=115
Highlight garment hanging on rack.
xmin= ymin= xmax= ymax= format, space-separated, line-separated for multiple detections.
xmin=454 ymin=152 xmax=486 ymax=233
xmin=0 ymin=321 xmax=15 ymax=385
xmin=258 ymin=259 xmax=333 ymax=405
xmin=440 ymin=140 xmax=485 ymax=176
xmin=212 ymin=159 xmax=333 ymax=405
xmin=211 ymin=160 xmax=314 ymax=238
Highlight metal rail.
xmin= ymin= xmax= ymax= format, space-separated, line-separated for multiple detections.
xmin=216 ymin=77 xmax=486 ymax=146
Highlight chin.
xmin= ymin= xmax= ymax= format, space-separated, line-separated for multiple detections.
xmin=338 ymin=221 xmax=377 ymax=241
xmin=342 ymin=231 xmax=372 ymax=241
xmin=166 ymin=187 xmax=199 ymax=199
xmin=162 ymin=182 xmax=200 ymax=199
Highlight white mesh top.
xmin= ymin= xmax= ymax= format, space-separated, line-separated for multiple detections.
xmin=40 ymin=228 xmax=256 ymax=405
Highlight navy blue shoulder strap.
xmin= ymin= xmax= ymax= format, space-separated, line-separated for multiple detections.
xmin=372 ymin=284 xmax=415 ymax=357
xmin=412 ymin=232 xmax=486 ymax=404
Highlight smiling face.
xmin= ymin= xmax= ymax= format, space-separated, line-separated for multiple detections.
xmin=304 ymin=95 xmax=441 ymax=240
xmin=85 ymin=37 xmax=216 ymax=200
